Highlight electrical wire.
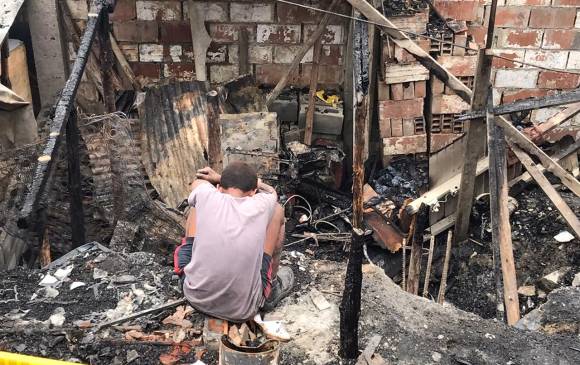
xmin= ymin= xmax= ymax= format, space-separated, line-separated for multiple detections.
xmin=283 ymin=194 xmax=313 ymax=222
xmin=314 ymin=220 xmax=341 ymax=234
xmin=276 ymin=0 xmax=580 ymax=76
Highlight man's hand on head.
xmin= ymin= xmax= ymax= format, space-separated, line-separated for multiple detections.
xmin=196 ymin=166 xmax=221 ymax=185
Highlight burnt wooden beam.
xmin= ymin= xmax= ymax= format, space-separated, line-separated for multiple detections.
xmin=1 ymin=39 xmax=11 ymax=88
xmin=486 ymin=92 xmax=519 ymax=325
xmin=406 ymin=204 xmax=428 ymax=295
xmin=304 ymin=39 xmax=322 ymax=145
xmin=526 ymin=102 xmax=580 ymax=144
xmin=340 ymin=97 xmax=367 ymax=359
xmin=456 ymin=88 xmax=580 ymax=121
xmin=66 ymin=110 xmax=86 ymax=248
xmin=454 ymin=0 xmax=498 ymax=245
xmin=18 ymin=7 xmax=104 ymax=229
xmin=206 ymin=90 xmax=223 ymax=172
xmin=99 ymin=10 xmax=116 ymax=112
xmin=509 ymin=142 xmax=580 ymax=238
xmin=347 ymin=0 xmax=472 ymax=101
xmin=266 ymin=0 xmax=340 ymax=107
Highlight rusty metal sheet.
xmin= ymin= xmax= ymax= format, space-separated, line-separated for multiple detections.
xmin=383 ymin=135 xmax=427 ymax=156
xmin=139 ymin=81 xmax=209 ymax=208
xmin=220 ymin=112 xmax=279 ymax=175
xmin=0 ymin=1 xmax=25 ymax=45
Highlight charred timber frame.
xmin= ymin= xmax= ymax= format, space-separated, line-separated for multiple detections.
xmin=18 ymin=2 xmax=111 ymax=234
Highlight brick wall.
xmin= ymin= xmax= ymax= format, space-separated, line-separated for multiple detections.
xmin=464 ymin=0 xmax=580 ymax=125
xmin=66 ymin=0 xmax=348 ymax=87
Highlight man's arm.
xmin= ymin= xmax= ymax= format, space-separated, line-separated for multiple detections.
xmin=257 ymin=178 xmax=277 ymax=197
xmin=195 ymin=167 xmax=221 ymax=186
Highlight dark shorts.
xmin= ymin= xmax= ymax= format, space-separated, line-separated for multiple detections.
xmin=174 ymin=237 xmax=274 ymax=298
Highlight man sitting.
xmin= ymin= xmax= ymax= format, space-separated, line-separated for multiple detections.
xmin=174 ymin=162 xmax=294 ymax=322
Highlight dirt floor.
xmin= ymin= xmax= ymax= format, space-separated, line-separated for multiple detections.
xmin=1 ymin=183 xmax=579 ymax=364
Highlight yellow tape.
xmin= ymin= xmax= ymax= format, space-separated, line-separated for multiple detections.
xmin=0 ymin=351 xmax=85 ymax=365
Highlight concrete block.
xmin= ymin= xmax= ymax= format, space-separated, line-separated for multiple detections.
xmin=304 ymin=25 xmax=344 ymax=44
xmin=230 ymin=3 xmax=274 ymax=22
xmin=136 ymin=1 xmax=181 ymax=21
xmin=494 ymin=69 xmax=539 ymax=88
xmin=183 ymin=2 xmax=228 ymax=22
xmin=257 ymin=24 xmax=301 ymax=44
xmin=270 ymin=94 xmax=299 ymax=122
xmin=524 ymin=50 xmax=569 ymax=69
xmin=298 ymin=104 xmax=344 ymax=135
xmin=210 ymin=64 xmax=239 ymax=84
xmin=139 ymin=44 xmax=164 ymax=62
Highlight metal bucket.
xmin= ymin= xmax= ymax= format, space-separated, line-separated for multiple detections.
xmin=218 ymin=335 xmax=280 ymax=365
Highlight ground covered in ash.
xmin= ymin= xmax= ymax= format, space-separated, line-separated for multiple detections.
xmin=446 ymin=186 xmax=580 ymax=320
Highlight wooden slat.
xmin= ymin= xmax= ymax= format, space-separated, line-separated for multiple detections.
xmin=509 ymin=142 xmax=580 ymax=238
xmin=187 ymin=0 xmax=211 ymax=82
xmin=304 ymin=39 xmax=322 ymax=145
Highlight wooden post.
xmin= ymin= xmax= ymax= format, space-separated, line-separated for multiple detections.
xmin=486 ymin=91 xmax=519 ymax=325
xmin=188 ymin=0 xmax=212 ymax=82
xmin=422 ymin=233 xmax=436 ymax=298
xmin=99 ymin=11 xmax=115 ymax=112
xmin=266 ymin=0 xmax=340 ymax=107
xmin=340 ymin=98 xmax=367 ymax=359
xmin=66 ymin=110 xmax=86 ymax=248
xmin=454 ymin=0 xmax=499 ymax=244
xmin=206 ymin=90 xmax=223 ymax=172
xmin=304 ymin=39 xmax=322 ymax=145
xmin=407 ymin=204 xmax=429 ymax=295
xmin=437 ymin=230 xmax=453 ymax=304
xmin=509 ymin=143 xmax=580 ymax=238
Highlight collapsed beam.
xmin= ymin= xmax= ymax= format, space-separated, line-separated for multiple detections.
xmin=456 ymin=88 xmax=580 ymax=121
xmin=18 ymin=7 xmax=104 ymax=229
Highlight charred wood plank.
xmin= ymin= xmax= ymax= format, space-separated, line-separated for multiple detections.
xmin=66 ymin=110 xmax=86 ymax=248
xmin=406 ymin=203 xmax=428 ymax=295
xmin=207 ymin=90 xmax=223 ymax=172
xmin=304 ymin=38 xmax=322 ymax=146
xmin=509 ymin=142 xmax=580 ymax=238
xmin=99 ymin=11 xmax=115 ymax=112
xmin=340 ymin=97 xmax=367 ymax=359
xmin=18 ymin=7 xmax=103 ymax=229
xmin=486 ymin=92 xmax=519 ymax=325
xmin=456 ymin=89 xmax=580 ymax=121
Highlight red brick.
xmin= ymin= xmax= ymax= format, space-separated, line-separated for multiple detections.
xmin=491 ymin=51 xmax=523 ymax=68
xmin=164 ymin=63 xmax=195 ymax=79
xmin=529 ymin=7 xmax=577 ymax=29
xmin=552 ymin=0 xmax=580 ymax=5
xmin=209 ymin=24 xmax=239 ymax=43
xmin=301 ymin=65 xmax=343 ymax=86
xmin=160 ymin=21 xmax=192 ymax=44
xmin=498 ymin=29 xmax=543 ymax=48
xmin=131 ymin=62 xmax=161 ymax=78
xmin=467 ymin=25 xmax=487 ymax=47
xmin=438 ymin=56 xmax=477 ymax=77
xmin=495 ymin=7 xmax=531 ymax=28
xmin=537 ymin=71 xmax=580 ymax=89
xmin=304 ymin=25 xmax=344 ymax=45
xmin=543 ymin=30 xmax=580 ymax=49
xmin=502 ymin=89 xmax=549 ymax=104
xmin=113 ymin=21 xmax=158 ymax=43
xmin=432 ymin=0 xmax=480 ymax=21
xmin=110 ymin=0 xmax=136 ymax=21
xmin=256 ymin=64 xmax=300 ymax=86
xmin=379 ymin=99 xmax=424 ymax=119
xmin=277 ymin=2 xmax=320 ymax=24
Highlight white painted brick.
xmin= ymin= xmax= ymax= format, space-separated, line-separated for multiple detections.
xmin=274 ymin=46 xmax=312 ymax=63
xmin=184 ymin=2 xmax=228 ymax=22
xmin=248 ymin=45 xmax=273 ymax=64
xmin=139 ymin=44 xmax=164 ymax=62
xmin=494 ymin=69 xmax=539 ymax=88
xmin=492 ymin=49 xmax=526 ymax=67
xmin=506 ymin=0 xmax=549 ymax=4
xmin=210 ymin=64 xmax=239 ymax=83
xmin=119 ymin=44 xmax=139 ymax=62
xmin=136 ymin=1 xmax=181 ymax=21
xmin=576 ymin=10 xmax=580 ymax=28
xmin=524 ymin=50 xmax=569 ymax=69
xmin=531 ymin=107 xmax=564 ymax=124
xmin=304 ymin=25 xmax=344 ymax=44
xmin=230 ymin=3 xmax=273 ymax=23
xmin=169 ymin=45 xmax=182 ymax=63
xmin=567 ymin=51 xmax=580 ymax=69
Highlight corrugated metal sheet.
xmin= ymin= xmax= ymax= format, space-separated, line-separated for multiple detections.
xmin=139 ymin=81 xmax=209 ymax=208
